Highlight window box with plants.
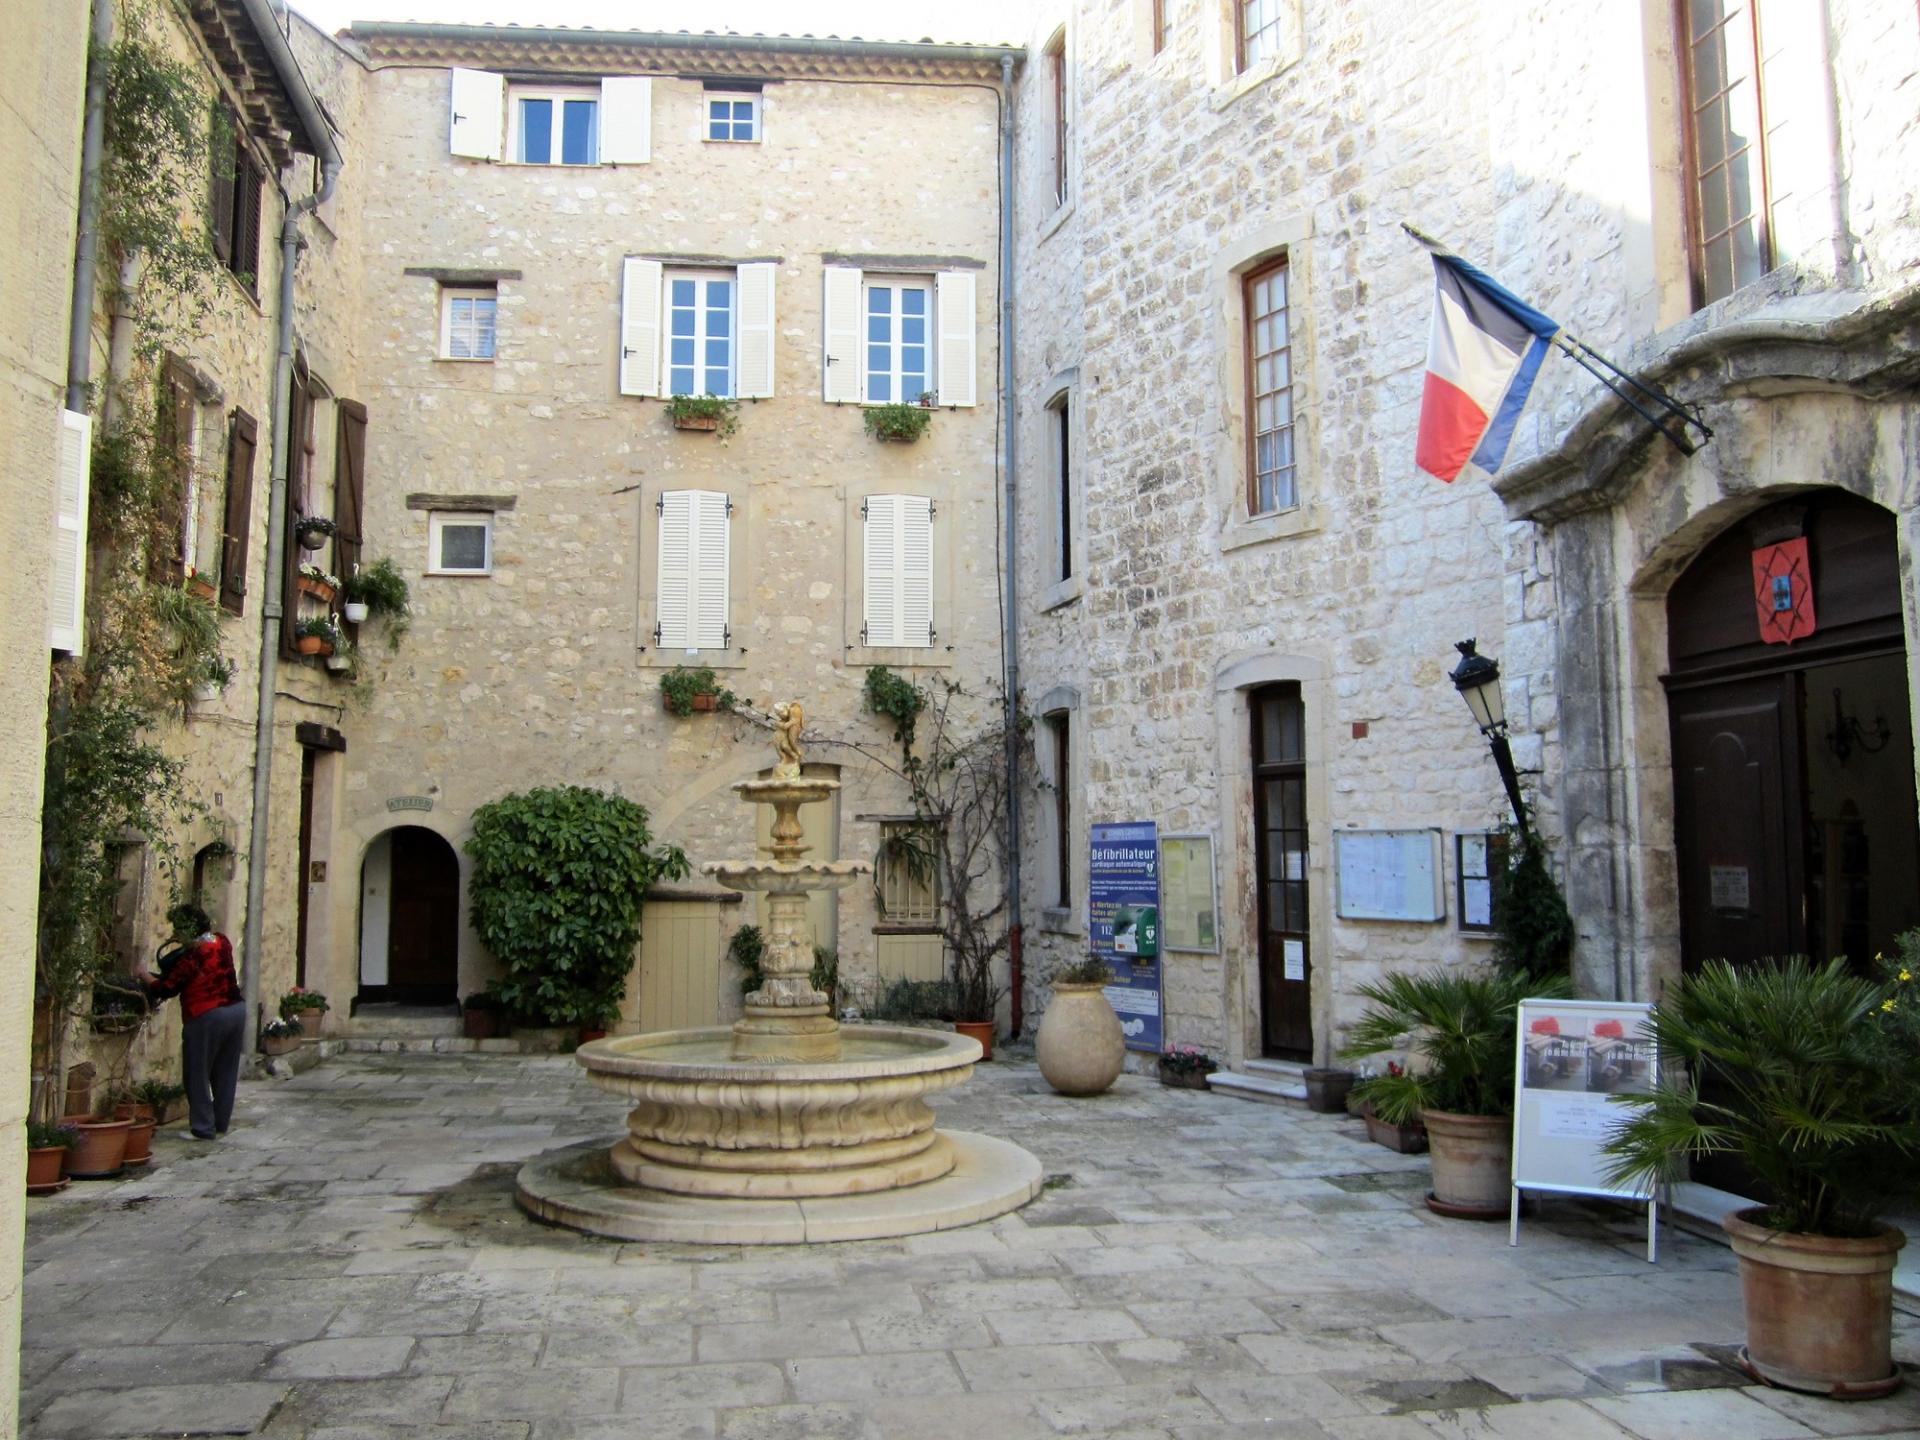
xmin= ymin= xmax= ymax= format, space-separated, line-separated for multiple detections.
xmin=184 ymin=567 xmax=216 ymax=602
xmin=862 ymin=396 xmax=935 ymax=444
xmin=295 ymin=615 xmax=340 ymax=658
xmin=1158 ymin=1044 xmax=1217 ymax=1090
xmin=341 ymin=557 xmax=410 ymax=636
xmin=1342 ymin=966 xmax=1570 ymax=1217
xmin=295 ymin=515 xmax=335 ymax=553
xmin=297 ymin=564 xmax=340 ymax=603
xmin=666 ymin=393 xmax=739 ymax=437
xmin=1603 ymin=950 xmax=1920 ymax=1398
xmin=660 ymin=666 xmax=737 ymax=717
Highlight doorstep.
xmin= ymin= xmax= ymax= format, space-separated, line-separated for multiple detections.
xmin=1207 ymin=1058 xmax=1308 ymax=1105
xmin=338 ymin=1036 xmax=549 ymax=1055
xmin=1670 ymin=1180 xmax=1920 ymax=1311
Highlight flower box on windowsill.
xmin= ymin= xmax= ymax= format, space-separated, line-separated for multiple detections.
xmin=186 ymin=576 xmax=216 ymax=602
xmin=297 ymin=576 xmax=336 ymax=603
xmin=673 ymin=413 xmax=720 ymax=432
xmin=295 ymin=636 xmax=334 ymax=658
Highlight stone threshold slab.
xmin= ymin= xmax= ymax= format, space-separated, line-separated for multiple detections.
xmin=516 ymin=1130 xmax=1042 ymax=1244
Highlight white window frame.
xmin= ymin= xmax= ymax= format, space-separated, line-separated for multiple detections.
xmin=507 ymin=86 xmax=600 ymax=166
xmin=440 ymin=286 xmax=498 ymax=361
xmin=861 ymin=276 xmax=935 ymax=406
xmin=428 ymin=510 xmax=493 ymax=576
xmin=662 ymin=269 xmax=737 ymax=399
xmin=705 ymin=90 xmax=761 ymax=143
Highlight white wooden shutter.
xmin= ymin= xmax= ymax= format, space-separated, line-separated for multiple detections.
xmin=599 ymin=77 xmax=652 ymax=164
xmin=620 ymin=257 xmax=663 ymax=397
xmin=822 ymin=266 xmax=863 ymax=403
xmin=936 ymin=271 xmax=977 ymax=407
xmin=449 ymin=68 xmax=504 ymax=160
xmin=691 ymin=489 xmax=730 ymax=650
xmin=864 ymin=494 xmax=933 ymax=649
xmin=736 ymin=262 xmax=777 ymax=399
xmin=49 ymin=408 xmax=91 ymax=654
xmin=656 ymin=490 xmax=692 ymax=648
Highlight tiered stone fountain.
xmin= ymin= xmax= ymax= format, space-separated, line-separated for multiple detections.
xmin=516 ymin=701 xmax=1041 ymax=1243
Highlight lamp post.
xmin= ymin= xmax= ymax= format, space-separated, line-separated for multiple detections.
xmin=1449 ymin=639 xmax=1530 ymax=845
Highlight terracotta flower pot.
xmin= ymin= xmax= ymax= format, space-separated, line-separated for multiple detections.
xmin=1036 ymin=983 xmax=1124 ymax=1096
xmin=578 ymin=1027 xmax=608 ymax=1046
xmin=120 ymin=1118 xmax=156 ymax=1167
xmin=67 ymin=1118 xmax=132 ymax=1179
xmin=1419 ymin=1109 xmax=1511 ymax=1217
xmin=114 ymin=1102 xmax=157 ymax=1123
xmin=297 ymin=576 xmax=336 ymax=602
xmin=954 ymin=1020 xmax=995 ymax=1060
xmin=295 ymin=636 xmax=332 ymax=657
xmin=673 ymin=412 xmax=720 ymax=432
xmin=26 ymin=1147 xmax=68 ymax=1194
xmin=1158 ymin=1063 xmax=1213 ymax=1089
xmin=690 ymin=693 xmax=719 ymax=712
xmin=1363 ymin=1104 xmax=1428 ymax=1154
xmin=286 ymin=1007 xmax=327 ymax=1039
xmin=463 ymin=1008 xmax=500 ymax=1040
xmin=186 ymin=577 xmax=216 ymax=601
xmin=1723 ymin=1207 xmax=1905 ymax=1397
xmin=260 ymin=1034 xmax=300 ymax=1056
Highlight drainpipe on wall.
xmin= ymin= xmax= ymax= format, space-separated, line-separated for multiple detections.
xmin=236 ymin=0 xmax=344 ymax=1042
xmin=63 ymin=0 xmax=115 ymax=413
xmin=998 ymin=53 xmax=1025 ymax=1038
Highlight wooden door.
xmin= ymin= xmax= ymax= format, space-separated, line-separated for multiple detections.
xmin=387 ymin=827 xmax=458 ymax=1002
xmin=295 ymin=748 xmax=316 ymax=987
xmin=1669 ymin=674 xmax=1806 ymax=971
xmin=1252 ymin=685 xmax=1311 ymax=1059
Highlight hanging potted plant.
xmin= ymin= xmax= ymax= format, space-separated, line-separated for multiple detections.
xmin=325 ymin=638 xmax=356 ymax=675
xmin=659 ymin=666 xmax=737 ymax=717
xmin=294 ymin=514 xmax=335 ymax=553
xmin=26 ymin=1121 xmax=78 ymax=1195
xmin=191 ymin=654 xmax=236 ymax=705
xmin=340 ymin=557 xmax=410 ymax=637
xmin=1604 ymin=953 xmax=1919 ymax=1398
xmin=294 ymin=615 xmax=339 ymax=658
xmin=664 ymin=392 xmax=739 ymax=437
xmin=297 ymin=563 xmax=340 ymax=603
xmin=1036 ymin=958 xmax=1124 ymax=1096
xmin=1342 ymin=967 xmax=1569 ymax=1217
xmin=862 ymin=401 xmax=934 ymax=444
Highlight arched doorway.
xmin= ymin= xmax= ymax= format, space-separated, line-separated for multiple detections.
xmin=1665 ymin=490 xmax=1920 ymax=974
xmin=358 ymin=826 xmax=460 ymax=1004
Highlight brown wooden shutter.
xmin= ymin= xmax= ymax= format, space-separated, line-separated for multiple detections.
xmin=234 ymin=149 xmax=262 ymax=294
xmin=280 ymin=378 xmax=310 ymax=656
xmin=209 ymin=109 xmax=235 ymax=266
xmin=219 ymin=409 xmax=257 ymax=615
xmin=335 ymin=400 xmax=367 ymax=634
xmin=149 ymin=363 xmax=193 ymax=584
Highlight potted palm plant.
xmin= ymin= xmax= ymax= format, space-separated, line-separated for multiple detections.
xmin=1036 ymin=958 xmax=1124 ymax=1095
xmin=1603 ymin=953 xmax=1918 ymax=1398
xmin=1342 ymin=966 xmax=1569 ymax=1217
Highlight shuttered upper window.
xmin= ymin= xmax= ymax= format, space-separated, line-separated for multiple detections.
xmin=862 ymin=494 xmax=934 ymax=649
xmin=864 ymin=280 xmax=932 ymax=405
xmin=208 ymin=107 xmax=263 ymax=295
xmin=656 ymin=489 xmax=730 ymax=651
xmin=824 ymin=267 xmax=975 ymax=408
xmin=622 ymin=261 xmax=776 ymax=402
xmin=450 ymin=71 xmax=652 ymax=165
xmin=511 ymin=88 xmax=599 ymax=165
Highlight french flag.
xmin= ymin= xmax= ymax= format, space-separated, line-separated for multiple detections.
xmin=1415 ymin=246 xmax=1559 ymax=484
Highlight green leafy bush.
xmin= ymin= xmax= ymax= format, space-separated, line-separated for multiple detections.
xmin=1057 ymin=957 xmax=1113 ymax=986
xmin=1492 ymin=832 xmax=1575 ymax=979
xmin=1604 ymin=955 xmax=1920 ymax=1237
xmin=868 ymin=978 xmax=957 ymax=1024
xmin=1342 ymin=967 xmax=1570 ymax=1123
xmin=660 ymin=666 xmax=737 ymax=717
xmin=466 ymin=786 xmax=688 ymax=1027
xmin=26 ymin=1122 xmax=79 ymax=1151
xmin=665 ymin=392 xmax=739 ymax=437
xmin=861 ymin=402 xmax=933 ymax=443
xmin=342 ymin=558 xmax=412 ymax=649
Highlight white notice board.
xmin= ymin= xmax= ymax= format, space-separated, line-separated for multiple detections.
xmin=1510 ymin=997 xmax=1659 ymax=1259
xmin=1334 ymin=829 xmax=1444 ymax=921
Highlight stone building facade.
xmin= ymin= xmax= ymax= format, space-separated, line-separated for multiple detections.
xmin=1005 ymin=0 xmax=1920 ymax=1082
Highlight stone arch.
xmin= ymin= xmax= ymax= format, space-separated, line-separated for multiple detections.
xmin=357 ymin=824 xmax=462 ymax=1005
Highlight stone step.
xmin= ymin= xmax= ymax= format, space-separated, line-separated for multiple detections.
xmin=1206 ymin=1068 xmax=1307 ymax=1105
xmin=348 ymin=1007 xmax=461 ymax=1040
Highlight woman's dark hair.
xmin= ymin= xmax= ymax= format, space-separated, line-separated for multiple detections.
xmin=166 ymin=901 xmax=211 ymax=937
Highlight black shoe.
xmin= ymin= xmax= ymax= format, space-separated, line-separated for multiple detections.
xmin=188 ymin=1130 xmax=215 ymax=1141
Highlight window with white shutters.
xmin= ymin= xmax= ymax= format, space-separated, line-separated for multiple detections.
xmin=863 ymin=279 xmax=932 ymax=404
xmin=862 ymin=494 xmax=934 ymax=649
xmin=656 ymin=489 xmax=730 ymax=651
xmin=49 ymin=409 xmax=92 ymax=654
xmin=827 ymin=267 xmax=975 ymax=408
xmin=449 ymin=68 xmax=505 ymax=160
xmin=664 ymin=271 xmax=735 ymax=398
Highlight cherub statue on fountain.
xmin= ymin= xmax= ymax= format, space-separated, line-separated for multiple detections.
xmin=772 ymin=700 xmax=804 ymax=778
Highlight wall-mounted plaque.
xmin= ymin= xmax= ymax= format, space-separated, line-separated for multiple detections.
xmin=1334 ymin=828 xmax=1444 ymax=922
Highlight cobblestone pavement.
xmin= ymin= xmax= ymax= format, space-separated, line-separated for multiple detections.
xmin=20 ymin=1051 xmax=1920 ymax=1438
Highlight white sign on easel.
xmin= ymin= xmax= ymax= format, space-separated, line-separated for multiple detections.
xmin=1510 ymin=997 xmax=1660 ymax=1261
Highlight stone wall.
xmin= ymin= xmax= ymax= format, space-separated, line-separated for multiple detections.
xmin=329 ymin=42 xmax=1008 ymax=1015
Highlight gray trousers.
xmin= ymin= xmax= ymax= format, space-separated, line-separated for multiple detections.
xmin=182 ymin=1002 xmax=247 ymax=1137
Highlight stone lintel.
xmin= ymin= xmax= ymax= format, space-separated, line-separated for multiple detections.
xmin=639 ymin=254 xmax=784 ymax=266
xmin=822 ymin=253 xmax=988 ymax=271
xmin=405 ymin=493 xmax=518 ymax=513
xmin=402 ymin=267 xmax=525 ymax=283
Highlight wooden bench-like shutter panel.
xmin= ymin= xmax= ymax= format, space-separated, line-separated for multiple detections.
xmin=233 ymin=149 xmax=263 ymax=294
xmin=209 ymin=109 xmax=235 ymax=265
xmin=691 ymin=489 xmax=730 ymax=651
xmin=449 ymin=68 xmax=505 ymax=160
xmin=822 ymin=266 xmax=863 ymax=403
xmin=49 ymin=409 xmax=92 ymax=654
xmin=620 ymin=258 xmax=663 ymax=398
xmin=219 ymin=409 xmax=257 ymax=615
xmin=335 ymin=400 xmax=368 ymax=620
xmin=656 ymin=489 xmax=693 ymax=649
xmin=735 ymin=262 xmax=777 ymax=399
xmin=599 ymin=77 xmax=652 ymax=164
xmin=279 ymin=379 xmax=309 ymax=656
xmin=936 ymin=271 xmax=977 ymax=407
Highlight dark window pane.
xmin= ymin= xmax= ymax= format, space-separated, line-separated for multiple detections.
xmin=520 ymin=99 xmax=552 ymax=162
xmin=561 ymin=99 xmax=595 ymax=164
xmin=440 ymin=524 xmax=487 ymax=570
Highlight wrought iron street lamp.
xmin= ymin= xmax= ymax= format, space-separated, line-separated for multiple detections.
xmin=1450 ymin=638 xmax=1529 ymax=843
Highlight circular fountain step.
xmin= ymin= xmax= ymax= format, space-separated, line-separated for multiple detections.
xmin=515 ymin=1129 xmax=1042 ymax=1244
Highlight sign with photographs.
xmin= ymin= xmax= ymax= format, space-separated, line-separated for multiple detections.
xmin=1510 ymin=997 xmax=1660 ymax=1260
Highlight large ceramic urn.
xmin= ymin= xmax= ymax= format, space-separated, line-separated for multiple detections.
xmin=1035 ymin=982 xmax=1125 ymax=1096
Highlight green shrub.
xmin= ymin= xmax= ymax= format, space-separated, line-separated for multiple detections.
xmin=1057 ymin=957 xmax=1113 ymax=986
xmin=665 ymin=392 xmax=739 ymax=438
xmin=466 ymin=786 xmax=688 ymax=1027
xmin=660 ymin=666 xmax=737 ymax=717
xmin=861 ymin=402 xmax=933 ymax=443
xmin=1492 ymin=833 xmax=1575 ymax=979
xmin=868 ymin=977 xmax=957 ymax=1024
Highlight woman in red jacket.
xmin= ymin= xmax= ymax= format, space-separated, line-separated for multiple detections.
xmin=139 ymin=903 xmax=245 ymax=1141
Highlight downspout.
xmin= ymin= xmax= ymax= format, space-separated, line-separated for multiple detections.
xmin=64 ymin=0 xmax=115 ymax=413
xmin=998 ymin=53 xmax=1025 ymax=1038
xmin=237 ymin=0 xmax=344 ymax=1042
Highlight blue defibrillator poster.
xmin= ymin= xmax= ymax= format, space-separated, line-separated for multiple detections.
xmin=1090 ymin=821 xmax=1162 ymax=1052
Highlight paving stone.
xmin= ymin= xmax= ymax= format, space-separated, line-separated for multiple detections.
xmin=985 ymin=1303 xmax=1146 ymax=1345
xmin=43 ymin=1341 xmax=273 ymax=1389
xmin=268 ymin=1336 xmax=417 ymax=1379
xmin=1028 ymin=1381 xmax=1224 ymax=1433
xmin=443 ymin=1367 xmax=623 ymax=1421
xmin=28 ymin=1381 xmax=290 ymax=1438
xmin=407 ymin=1333 xmax=544 ymax=1374
xmin=715 ymin=1402 xmax=880 ymax=1440
xmin=786 ymin=1350 xmax=968 ymax=1402
xmin=1586 ymin=1388 xmax=1822 ymax=1438
xmin=274 ymin=1375 xmax=457 ymax=1428
xmin=851 ymin=1311 xmax=995 ymax=1352
xmin=954 ymin=1340 xmax=1125 ymax=1392
xmin=619 ymin=1360 xmax=788 ymax=1410
xmin=539 ymin=1324 xmax=694 ymax=1367
xmin=1414 ymin=1399 xmax=1637 ymax=1439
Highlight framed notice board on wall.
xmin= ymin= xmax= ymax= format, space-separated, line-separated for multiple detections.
xmin=1159 ymin=834 xmax=1219 ymax=953
xmin=1334 ymin=829 xmax=1444 ymax=922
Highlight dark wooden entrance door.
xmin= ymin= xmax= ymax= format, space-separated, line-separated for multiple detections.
xmin=1252 ymin=685 xmax=1311 ymax=1059
xmin=1669 ymin=674 xmax=1806 ymax=970
xmin=387 ymin=827 xmax=458 ymax=1003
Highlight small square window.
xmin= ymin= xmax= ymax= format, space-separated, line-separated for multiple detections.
xmin=440 ymin=286 xmax=497 ymax=360
xmin=429 ymin=511 xmax=492 ymax=575
xmin=706 ymin=92 xmax=760 ymax=142
xmin=511 ymin=89 xmax=599 ymax=165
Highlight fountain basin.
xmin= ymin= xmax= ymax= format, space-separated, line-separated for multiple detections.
xmin=702 ymin=860 xmax=870 ymax=894
xmin=577 ymin=1026 xmax=981 ymax=1199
